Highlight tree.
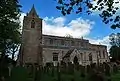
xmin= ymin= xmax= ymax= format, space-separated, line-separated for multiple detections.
xmin=0 ymin=0 xmax=21 ymax=57
xmin=55 ymin=0 xmax=120 ymax=29
xmin=0 ymin=0 xmax=21 ymax=78
xmin=109 ymin=33 xmax=120 ymax=47
xmin=109 ymin=33 xmax=120 ymax=61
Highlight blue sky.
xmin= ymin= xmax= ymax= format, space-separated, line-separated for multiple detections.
xmin=19 ymin=0 xmax=120 ymax=50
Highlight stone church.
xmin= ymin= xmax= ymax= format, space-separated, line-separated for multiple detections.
xmin=17 ymin=5 xmax=109 ymax=66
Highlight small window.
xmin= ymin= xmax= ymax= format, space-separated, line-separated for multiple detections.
xmin=98 ymin=51 xmax=101 ymax=58
xmin=80 ymin=53 xmax=83 ymax=61
xmin=50 ymin=39 xmax=53 ymax=44
xmin=71 ymin=41 xmax=74 ymax=46
xmin=31 ymin=20 xmax=35 ymax=28
xmin=89 ymin=53 xmax=92 ymax=61
xmin=61 ymin=40 xmax=64 ymax=45
xmin=103 ymin=51 xmax=106 ymax=58
xmin=81 ymin=42 xmax=84 ymax=47
xmin=53 ymin=52 xmax=58 ymax=61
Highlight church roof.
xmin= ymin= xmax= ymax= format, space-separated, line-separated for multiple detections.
xmin=27 ymin=4 xmax=38 ymax=17
xmin=63 ymin=49 xmax=74 ymax=59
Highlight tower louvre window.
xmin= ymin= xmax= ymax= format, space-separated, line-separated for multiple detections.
xmin=31 ymin=20 xmax=35 ymax=28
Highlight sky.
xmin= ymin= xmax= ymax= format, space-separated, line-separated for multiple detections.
xmin=19 ymin=0 xmax=120 ymax=51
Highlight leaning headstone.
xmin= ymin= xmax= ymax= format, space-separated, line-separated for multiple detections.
xmin=51 ymin=64 xmax=54 ymax=77
xmin=10 ymin=66 xmax=28 ymax=81
xmin=57 ymin=63 xmax=61 ymax=81
xmin=67 ymin=62 xmax=74 ymax=74
xmin=60 ymin=61 xmax=66 ymax=73
xmin=98 ymin=63 xmax=104 ymax=73
xmin=80 ymin=66 xmax=86 ymax=78
xmin=104 ymin=63 xmax=111 ymax=76
xmin=74 ymin=63 xmax=79 ymax=71
xmin=90 ymin=63 xmax=97 ymax=69
xmin=86 ymin=65 xmax=91 ymax=73
xmin=1 ymin=66 xmax=9 ymax=81
xmin=27 ymin=64 xmax=34 ymax=78
xmin=113 ymin=63 xmax=118 ymax=73
xmin=34 ymin=66 xmax=41 ymax=81
xmin=89 ymin=71 xmax=105 ymax=81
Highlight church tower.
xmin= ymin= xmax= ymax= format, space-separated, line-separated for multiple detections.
xmin=18 ymin=5 xmax=43 ymax=66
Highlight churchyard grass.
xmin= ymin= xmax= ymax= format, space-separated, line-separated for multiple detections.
xmin=7 ymin=62 xmax=120 ymax=81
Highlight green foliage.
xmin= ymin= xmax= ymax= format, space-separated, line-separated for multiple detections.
xmin=0 ymin=0 xmax=21 ymax=56
xmin=56 ymin=0 xmax=120 ymax=29
xmin=109 ymin=33 xmax=120 ymax=47
xmin=109 ymin=46 xmax=120 ymax=61
xmin=109 ymin=33 xmax=120 ymax=61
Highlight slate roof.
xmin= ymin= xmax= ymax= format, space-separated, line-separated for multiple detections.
xmin=62 ymin=49 xmax=74 ymax=59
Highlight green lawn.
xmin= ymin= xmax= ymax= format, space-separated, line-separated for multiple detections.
xmin=111 ymin=71 xmax=120 ymax=81
xmin=40 ymin=69 xmax=120 ymax=81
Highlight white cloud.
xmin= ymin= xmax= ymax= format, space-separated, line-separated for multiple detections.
xmin=19 ymin=13 xmax=26 ymax=26
xmin=19 ymin=14 xmax=110 ymax=51
xmin=43 ymin=17 xmax=94 ymax=38
xmin=19 ymin=13 xmax=26 ymax=33
xmin=87 ymin=36 xmax=111 ymax=52
xmin=19 ymin=14 xmax=94 ymax=38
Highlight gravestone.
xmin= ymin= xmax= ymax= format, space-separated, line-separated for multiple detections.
xmin=80 ymin=66 xmax=86 ymax=77
xmin=67 ymin=62 xmax=74 ymax=74
xmin=89 ymin=71 xmax=105 ymax=81
xmin=98 ymin=63 xmax=104 ymax=73
xmin=34 ymin=66 xmax=41 ymax=81
xmin=86 ymin=65 xmax=90 ymax=73
xmin=1 ymin=66 xmax=9 ymax=81
xmin=10 ymin=66 xmax=28 ymax=81
xmin=57 ymin=63 xmax=61 ymax=81
xmin=74 ymin=63 xmax=79 ymax=71
xmin=104 ymin=63 xmax=111 ymax=76
xmin=51 ymin=63 xmax=54 ymax=77
xmin=113 ymin=63 xmax=118 ymax=73
xmin=60 ymin=61 xmax=66 ymax=73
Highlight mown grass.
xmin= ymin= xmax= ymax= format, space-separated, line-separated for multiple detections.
xmin=40 ymin=69 xmax=120 ymax=81
xmin=111 ymin=71 xmax=120 ymax=81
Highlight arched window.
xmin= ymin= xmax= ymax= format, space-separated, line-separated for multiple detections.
xmin=89 ymin=53 xmax=92 ymax=62
xmin=80 ymin=53 xmax=83 ymax=61
xmin=61 ymin=40 xmax=64 ymax=45
xmin=53 ymin=52 xmax=58 ymax=61
xmin=103 ymin=50 xmax=106 ymax=58
xmin=50 ymin=39 xmax=53 ymax=44
xmin=31 ymin=20 xmax=35 ymax=28
xmin=71 ymin=41 xmax=74 ymax=46
xmin=73 ymin=56 xmax=78 ymax=64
